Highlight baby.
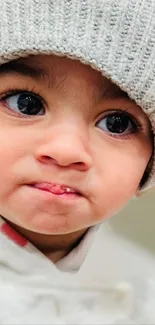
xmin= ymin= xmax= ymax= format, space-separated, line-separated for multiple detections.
xmin=0 ymin=0 xmax=154 ymax=323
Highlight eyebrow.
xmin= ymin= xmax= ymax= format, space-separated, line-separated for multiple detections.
xmin=0 ymin=60 xmax=46 ymax=80
xmin=101 ymin=82 xmax=130 ymax=101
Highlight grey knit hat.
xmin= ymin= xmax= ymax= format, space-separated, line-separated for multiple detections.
xmin=0 ymin=0 xmax=155 ymax=189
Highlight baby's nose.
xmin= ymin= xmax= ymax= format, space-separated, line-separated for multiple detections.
xmin=35 ymin=128 xmax=92 ymax=171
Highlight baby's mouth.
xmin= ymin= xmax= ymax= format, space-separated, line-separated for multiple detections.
xmin=29 ymin=182 xmax=81 ymax=196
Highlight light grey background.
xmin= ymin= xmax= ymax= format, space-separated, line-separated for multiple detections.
xmin=82 ymin=189 xmax=155 ymax=281
xmin=109 ymin=189 xmax=155 ymax=255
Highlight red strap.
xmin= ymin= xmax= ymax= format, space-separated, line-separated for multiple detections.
xmin=1 ymin=223 xmax=28 ymax=247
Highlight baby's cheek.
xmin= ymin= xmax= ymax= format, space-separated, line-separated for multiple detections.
xmin=93 ymin=165 xmax=143 ymax=222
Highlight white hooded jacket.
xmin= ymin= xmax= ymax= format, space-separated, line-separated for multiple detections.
xmin=0 ymin=217 xmax=155 ymax=324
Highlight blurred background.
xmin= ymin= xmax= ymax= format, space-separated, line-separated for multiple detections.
xmin=108 ymin=188 xmax=155 ymax=255
xmin=82 ymin=189 xmax=155 ymax=281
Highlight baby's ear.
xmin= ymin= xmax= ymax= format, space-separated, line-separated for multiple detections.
xmin=135 ymin=187 xmax=150 ymax=198
xmin=135 ymin=190 xmax=141 ymax=198
xmin=135 ymin=189 xmax=145 ymax=198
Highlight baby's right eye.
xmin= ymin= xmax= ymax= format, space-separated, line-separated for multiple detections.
xmin=2 ymin=91 xmax=45 ymax=116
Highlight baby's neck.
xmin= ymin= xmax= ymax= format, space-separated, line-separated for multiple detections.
xmin=6 ymin=221 xmax=87 ymax=263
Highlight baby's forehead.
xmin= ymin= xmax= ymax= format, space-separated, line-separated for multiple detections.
xmin=0 ymin=54 xmax=129 ymax=103
xmin=20 ymin=54 xmax=129 ymax=97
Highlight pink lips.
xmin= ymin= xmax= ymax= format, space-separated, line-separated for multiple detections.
xmin=31 ymin=183 xmax=79 ymax=196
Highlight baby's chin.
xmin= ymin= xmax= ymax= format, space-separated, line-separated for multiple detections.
xmin=3 ymin=211 xmax=89 ymax=236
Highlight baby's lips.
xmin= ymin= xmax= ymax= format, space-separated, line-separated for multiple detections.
xmin=32 ymin=182 xmax=80 ymax=195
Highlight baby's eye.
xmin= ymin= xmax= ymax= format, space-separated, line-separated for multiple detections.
xmin=96 ymin=111 xmax=139 ymax=136
xmin=2 ymin=91 xmax=45 ymax=116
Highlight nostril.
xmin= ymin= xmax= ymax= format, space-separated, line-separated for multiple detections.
xmin=73 ymin=161 xmax=88 ymax=171
xmin=39 ymin=155 xmax=56 ymax=164
xmin=75 ymin=162 xmax=83 ymax=165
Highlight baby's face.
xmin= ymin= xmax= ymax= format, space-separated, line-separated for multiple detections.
xmin=0 ymin=55 xmax=152 ymax=234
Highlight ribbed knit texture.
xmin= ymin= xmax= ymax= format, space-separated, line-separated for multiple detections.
xmin=0 ymin=0 xmax=155 ymax=189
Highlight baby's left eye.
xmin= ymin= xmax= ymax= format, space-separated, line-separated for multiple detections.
xmin=2 ymin=91 xmax=45 ymax=116
xmin=96 ymin=111 xmax=139 ymax=136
